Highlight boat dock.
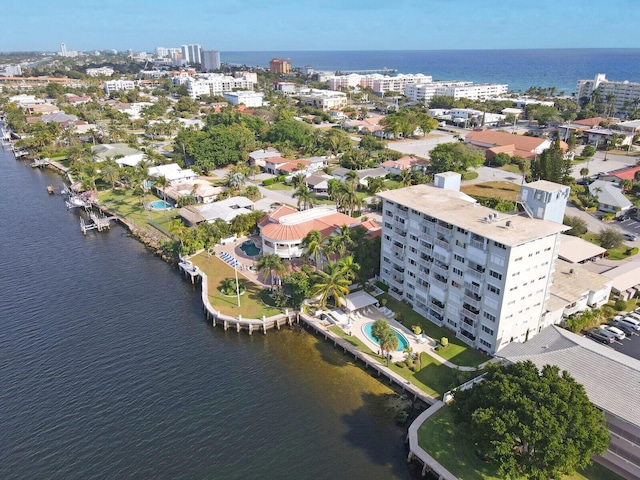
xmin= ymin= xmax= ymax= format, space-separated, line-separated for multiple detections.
xmin=31 ymin=158 xmax=50 ymax=168
xmin=80 ymin=212 xmax=117 ymax=235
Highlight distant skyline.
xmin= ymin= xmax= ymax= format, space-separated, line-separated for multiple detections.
xmin=2 ymin=0 xmax=639 ymax=53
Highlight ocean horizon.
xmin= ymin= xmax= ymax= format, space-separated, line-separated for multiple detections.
xmin=221 ymin=48 xmax=640 ymax=95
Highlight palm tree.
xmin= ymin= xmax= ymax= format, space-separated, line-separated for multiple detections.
xmin=339 ymin=181 xmax=361 ymax=216
xmin=336 ymin=255 xmax=360 ymax=282
xmin=293 ymin=185 xmax=316 ymax=211
xmin=155 ymin=175 xmax=170 ymax=215
xmin=379 ymin=329 xmax=399 ymax=365
xmin=302 ymin=229 xmax=324 ymax=266
xmin=580 ymin=167 xmax=589 ymax=181
xmin=332 ymin=224 xmax=354 ymax=252
xmin=367 ymin=176 xmax=386 ymax=195
xmin=310 ymin=261 xmax=351 ymax=309
xmin=169 ymin=219 xmax=188 ymax=252
xmin=290 ymin=173 xmax=306 ymax=189
xmin=100 ymin=159 xmax=121 ymax=189
xmin=398 ymin=168 xmax=413 ymax=187
xmin=256 ymin=253 xmax=289 ymax=287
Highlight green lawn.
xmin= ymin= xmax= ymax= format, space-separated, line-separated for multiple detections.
xmin=190 ymin=251 xmax=281 ymax=318
xmin=380 ymin=294 xmax=490 ymax=367
xmin=384 ymin=179 xmax=401 ymax=190
xmin=263 ymin=182 xmax=293 ymax=191
xmin=96 ymin=188 xmax=177 ymax=232
xmin=329 ymin=327 xmax=477 ymax=398
xmin=418 ymin=405 xmax=623 ymax=480
xmin=580 ymin=232 xmax=636 ymax=261
xmin=497 ymin=163 xmax=522 ymax=174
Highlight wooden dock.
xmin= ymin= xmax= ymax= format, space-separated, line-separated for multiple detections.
xmin=80 ymin=212 xmax=116 ymax=234
xmin=31 ymin=158 xmax=50 ymax=168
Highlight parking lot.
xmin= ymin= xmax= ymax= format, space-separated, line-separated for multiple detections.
xmin=611 ymin=329 xmax=640 ymax=360
xmin=616 ymin=215 xmax=640 ymax=239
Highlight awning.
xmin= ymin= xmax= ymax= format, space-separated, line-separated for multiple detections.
xmin=344 ymin=290 xmax=378 ymax=312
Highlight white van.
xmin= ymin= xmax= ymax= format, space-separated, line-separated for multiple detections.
xmin=620 ymin=316 xmax=640 ymax=331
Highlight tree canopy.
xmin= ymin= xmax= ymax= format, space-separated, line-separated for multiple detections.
xmin=451 ymin=361 xmax=609 ymax=480
xmin=429 ymin=142 xmax=485 ymax=173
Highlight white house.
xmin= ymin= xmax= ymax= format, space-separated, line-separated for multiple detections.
xmin=148 ymin=163 xmax=197 ymax=184
xmin=222 ymin=91 xmax=264 ymax=108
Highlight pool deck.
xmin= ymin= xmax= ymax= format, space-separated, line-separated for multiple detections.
xmin=213 ymin=234 xmax=264 ymax=285
xmin=328 ymin=306 xmax=481 ymax=371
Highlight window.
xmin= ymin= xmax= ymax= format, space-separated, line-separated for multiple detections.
xmin=514 ymin=256 xmax=523 ymax=262
xmin=483 ymin=311 xmax=496 ymax=322
xmin=544 ymin=247 xmax=551 ymax=252
xmin=482 ymin=325 xmax=494 ymax=336
xmin=487 ymin=284 xmax=501 ymax=295
xmin=455 ymin=239 xmax=466 ymax=248
xmin=490 ymin=254 xmax=505 ymax=267
xmin=409 ymin=234 xmax=418 ymax=241
xmin=453 ymin=254 xmax=465 ymax=263
xmin=489 ymin=270 xmax=502 ymax=280
xmin=479 ymin=339 xmax=492 ymax=349
xmin=452 ymin=267 xmax=463 ymax=276
xmin=457 ymin=227 xmax=467 ymax=234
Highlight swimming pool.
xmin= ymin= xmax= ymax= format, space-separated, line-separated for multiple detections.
xmin=149 ymin=200 xmax=172 ymax=210
xmin=363 ymin=322 xmax=409 ymax=351
xmin=240 ymin=240 xmax=261 ymax=256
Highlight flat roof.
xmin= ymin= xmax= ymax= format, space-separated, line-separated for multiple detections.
xmin=550 ymin=260 xmax=611 ymax=303
xmin=557 ymin=234 xmax=607 ymax=263
xmin=498 ymin=325 xmax=640 ymax=427
xmin=602 ymin=261 xmax=640 ymax=293
xmin=522 ymin=179 xmax=568 ymax=193
xmin=377 ymin=185 xmax=568 ymax=247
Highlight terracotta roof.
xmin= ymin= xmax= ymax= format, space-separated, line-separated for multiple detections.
xmin=574 ymin=117 xmax=608 ymax=127
xmin=277 ymin=159 xmax=312 ymax=173
xmin=360 ymin=219 xmax=382 ymax=238
xmin=258 ymin=205 xmax=297 ymax=227
xmin=467 ymin=130 xmax=568 ymax=153
xmin=260 ymin=210 xmax=358 ymax=242
xmin=600 ymin=165 xmax=640 ymax=181
xmin=265 ymin=156 xmax=290 ymax=166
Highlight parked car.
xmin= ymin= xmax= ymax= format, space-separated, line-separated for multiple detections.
xmin=626 ymin=312 xmax=640 ymax=323
xmin=616 ymin=215 xmax=629 ymax=221
xmin=619 ymin=316 xmax=640 ymax=331
xmin=604 ymin=325 xmax=626 ymax=341
xmin=608 ymin=320 xmax=637 ymax=336
xmin=623 ymin=233 xmax=637 ymax=241
xmin=587 ymin=327 xmax=615 ymax=344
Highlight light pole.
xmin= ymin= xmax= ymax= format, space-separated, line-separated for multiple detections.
xmin=234 ymin=255 xmax=241 ymax=307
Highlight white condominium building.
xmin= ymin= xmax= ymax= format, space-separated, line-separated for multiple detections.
xmin=297 ymin=89 xmax=348 ymax=111
xmin=404 ymin=81 xmax=508 ymax=102
xmin=104 ymin=80 xmax=136 ymax=95
xmin=377 ymin=182 xmax=568 ymax=355
xmin=181 ymin=44 xmax=203 ymax=65
xmin=575 ymin=73 xmax=640 ymax=114
xmin=86 ymin=67 xmax=115 ymax=77
xmin=326 ymin=73 xmax=432 ymax=94
xmin=185 ymin=73 xmax=255 ymax=99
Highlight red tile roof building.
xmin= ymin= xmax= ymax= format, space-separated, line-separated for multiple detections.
xmin=259 ymin=206 xmax=360 ymax=258
xmin=465 ymin=130 xmax=568 ymax=160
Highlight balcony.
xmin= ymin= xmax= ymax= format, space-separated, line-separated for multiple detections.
xmin=392 ymin=264 xmax=405 ymax=273
xmin=435 ymin=239 xmax=451 ymax=252
xmin=459 ymin=321 xmax=477 ymax=336
xmin=465 ymin=268 xmax=484 ymax=280
xmin=464 ymin=282 xmax=481 ymax=295
xmin=389 ymin=276 xmax=404 ymax=289
xmin=429 ymin=303 xmax=444 ymax=315
xmin=469 ymin=238 xmax=486 ymax=250
xmin=435 ymin=224 xmax=452 ymax=236
xmin=420 ymin=240 xmax=434 ymax=251
xmin=429 ymin=274 xmax=448 ymax=289
xmin=392 ymin=245 xmax=404 ymax=256
xmin=431 ymin=264 xmax=449 ymax=278
xmin=461 ymin=307 xmax=479 ymax=321
xmin=464 ymin=294 xmax=481 ymax=310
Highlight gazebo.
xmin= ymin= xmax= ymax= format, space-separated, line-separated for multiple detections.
xmin=344 ymin=290 xmax=378 ymax=313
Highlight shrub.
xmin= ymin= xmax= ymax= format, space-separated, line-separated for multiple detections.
xmin=396 ymin=410 xmax=409 ymax=424
xmin=395 ymin=361 xmax=407 ymax=368
xmin=411 ymin=325 xmax=422 ymax=335
xmin=440 ymin=337 xmax=449 ymax=348
xmin=614 ymin=299 xmax=628 ymax=311
xmin=381 ymin=298 xmax=388 ymax=307
xmin=411 ymin=365 xmax=421 ymax=372
xmin=262 ymin=177 xmax=276 ymax=186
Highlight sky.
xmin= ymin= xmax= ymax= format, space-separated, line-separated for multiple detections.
xmin=2 ymin=0 xmax=639 ymax=53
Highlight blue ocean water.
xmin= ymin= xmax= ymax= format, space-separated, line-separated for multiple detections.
xmin=222 ymin=49 xmax=640 ymax=95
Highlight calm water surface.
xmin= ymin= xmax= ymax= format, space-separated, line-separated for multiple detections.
xmin=0 ymin=147 xmax=417 ymax=479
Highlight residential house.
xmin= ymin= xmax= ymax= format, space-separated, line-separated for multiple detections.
xmin=178 ymin=196 xmax=254 ymax=227
xmin=465 ymin=130 xmax=569 ymax=161
xmin=588 ymin=180 xmax=632 ymax=215
xmin=258 ymin=205 xmax=360 ymax=259
xmin=305 ymin=172 xmax=333 ymax=194
xmin=617 ymin=119 xmax=640 ymax=134
xmin=264 ymin=156 xmax=292 ymax=175
xmin=598 ymin=165 xmax=640 ymax=184
xmin=148 ymin=163 xmax=198 ymax=184
xmin=583 ymin=128 xmax=633 ymax=147
xmin=91 ymin=144 xmax=145 ymax=167
xmin=381 ymin=156 xmax=429 ymax=175
xmin=249 ymin=147 xmax=281 ymax=168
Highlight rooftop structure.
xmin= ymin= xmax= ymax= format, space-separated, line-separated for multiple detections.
xmin=148 ymin=163 xmax=197 ymax=184
xmin=498 ymin=325 xmax=640 ymax=480
xmin=601 ymin=261 xmax=640 ymax=300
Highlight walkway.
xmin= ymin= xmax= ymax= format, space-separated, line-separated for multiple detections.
xmin=324 ymin=304 xmax=490 ymax=372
